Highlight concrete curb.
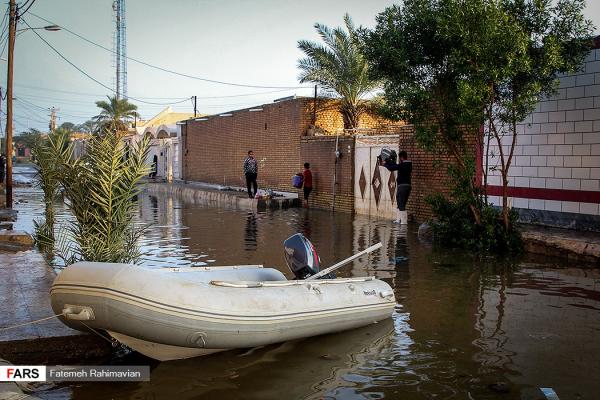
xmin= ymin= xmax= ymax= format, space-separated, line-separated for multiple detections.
xmin=522 ymin=230 xmax=600 ymax=266
xmin=145 ymin=181 xmax=301 ymax=211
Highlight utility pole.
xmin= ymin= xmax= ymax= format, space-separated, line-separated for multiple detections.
xmin=0 ymin=87 xmax=3 ymax=155
xmin=4 ymin=0 xmax=16 ymax=208
xmin=312 ymin=85 xmax=317 ymax=125
xmin=193 ymin=96 xmax=197 ymax=118
xmin=49 ymin=107 xmax=59 ymax=131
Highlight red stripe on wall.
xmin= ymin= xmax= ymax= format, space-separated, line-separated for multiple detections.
xmin=486 ymin=185 xmax=600 ymax=204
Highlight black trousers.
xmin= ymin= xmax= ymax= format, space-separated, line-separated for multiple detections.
xmin=396 ymin=184 xmax=411 ymax=211
xmin=245 ymin=173 xmax=258 ymax=198
xmin=303 ymin=186 xmax=312 ymax=200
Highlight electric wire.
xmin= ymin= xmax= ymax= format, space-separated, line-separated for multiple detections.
xmin=14 ymin=99 xmax=50 ymax=121
xmin=28 ymin=11 xmax=310 ymax=90
xmin=0 ymin=7 xmax=9 ymax=58
xmin=23 ymin=17 xmax=194 ymax=106
xmin=13 ymin=82 xmax=303 ymax=100
xmin=17 ymin=0 xmax=37 ymax=19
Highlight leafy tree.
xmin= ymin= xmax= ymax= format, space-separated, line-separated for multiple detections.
xmin=59 ymin=122 xmax=76 ymax=132
xmin=298 ymin=14 xmax=379 ymax=130
xmin=15 ymin=128 xmax=44 ymax=149
xmin=364 ymin=0 xmax=593 ymax=250
xmin=76 ymin=120 xmax=97 ymax=134
xmin=94 ymin=95 xmax=139 ymax=134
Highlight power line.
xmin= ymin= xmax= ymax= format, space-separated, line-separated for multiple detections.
xmin=13 ymin=96 xmax=95 ymax=120
xmin=14 ymin=100 xmax=49 ymax=121
xmin=0 ymin=7 xmax=9 ymax=58
xmin=22 ymin=18 xmax=194 ymax=106
xmin=17 ymin=0 xmax=37 ymax=18
xmin=28 ymin=11 xmax=309 ymax=90
xmin=11 ymin=82 xmax=305 ymax=100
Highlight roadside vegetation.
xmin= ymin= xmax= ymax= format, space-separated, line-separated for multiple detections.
xmin=362 ymin=0 xmax=594 ymax=253
xmin=32 ymin=97 xmax=150 ymax=265
xmin=297 ymin=14 xmax=380 ymax=130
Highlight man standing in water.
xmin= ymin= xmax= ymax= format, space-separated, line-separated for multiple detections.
xmin=243 ymin=150 xmax=258 ymax=198
xmin=382 ymin=150 xmax=412 ymax=224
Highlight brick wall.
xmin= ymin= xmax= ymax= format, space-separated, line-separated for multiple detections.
xmin=182 ymin=96 xmax=454 ymax=221
xmin=183 ymin=97 xmax=401 ymax=195
xmin=300 ymin=136 xmax=355 ymax=211
xmin=303 ymin=99 xmax=407 ymax=134
xmin=183 ymin=99 xmax=305 ymax=192
xmin=485 ymin=41 xmax=600 ymax=221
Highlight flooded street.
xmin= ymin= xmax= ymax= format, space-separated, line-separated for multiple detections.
xmin=12 ymin=186 xmax=600 ymax=400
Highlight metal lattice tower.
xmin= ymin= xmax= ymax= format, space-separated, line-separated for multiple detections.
xmin=113 ymin=0 xmax=127 ymax=99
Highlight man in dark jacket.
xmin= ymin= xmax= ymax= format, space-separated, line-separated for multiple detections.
xmin=382 ymin=150 xmax=412 ymax=224
xmin=243 ymin=150 xmax=258 ymax=198
xmin=0 ymin=154 xmax=5 ymax=184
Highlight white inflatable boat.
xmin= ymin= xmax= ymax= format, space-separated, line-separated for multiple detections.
xmin=50 ymin=234 xmax=396 ymax=361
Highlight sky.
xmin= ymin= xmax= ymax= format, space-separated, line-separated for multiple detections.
xmin=1 ymin=0 xmax=599 ymax=135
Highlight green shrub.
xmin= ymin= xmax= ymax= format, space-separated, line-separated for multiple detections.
xmin=427 ymin=193 xmax=522 ymax=254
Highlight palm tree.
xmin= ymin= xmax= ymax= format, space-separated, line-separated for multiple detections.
xmin=297 ymin=14 xmax=379 ymax=130
xmin=94 ymin=95 xmax=139 ymax=134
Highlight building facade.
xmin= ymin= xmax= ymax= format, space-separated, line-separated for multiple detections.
xmin=486 ymin=39 xmax=600 ymax=229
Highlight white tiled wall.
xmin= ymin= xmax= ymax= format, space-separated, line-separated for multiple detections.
xmin=485 ymin=48 xmax=600 ymax=216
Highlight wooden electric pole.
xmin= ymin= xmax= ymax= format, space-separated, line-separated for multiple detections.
xmin=4 ymin=0 xmax=16 ymax=208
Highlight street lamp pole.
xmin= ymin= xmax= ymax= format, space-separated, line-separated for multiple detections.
xmin=4 ymin=0 xmax=16 ymax=208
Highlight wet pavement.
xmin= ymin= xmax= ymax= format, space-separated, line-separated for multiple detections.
xmin=6 ymin=187 xmax=600 ymax=399
xmin=0 ymin=250 xmax=112 ymax=364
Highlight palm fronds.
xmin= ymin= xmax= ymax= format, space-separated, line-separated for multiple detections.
xmin=60 ymin=132 xmax=151 ymax=263
xmin=94 ymin=96 xmax=139 ymax=134
xmin=34 ymin=129 xmax=151 ymax=266
xmin=297 ymin=14 xmax=380 ymax=129
xmin=32 ymin=129 xmax=73 ymax=246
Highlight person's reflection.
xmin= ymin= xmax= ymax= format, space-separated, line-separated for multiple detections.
xmin=300 ymin=208 xmax=312 ymax=238
xmin=150 ymin=195 xmax=159 ymax=221
xmin=394 ymin=225 xmax=409 ymax=266
xmin=244 ymin=212 xmax=258 ymax=251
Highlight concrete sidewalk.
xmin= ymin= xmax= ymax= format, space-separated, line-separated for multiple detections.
xmin=522 ymin=225 xmax=600 ymax=266
xmin=145 ymin=180 xmax=301 ymax=211
xmin=0 ymin=250 xmax=111 ymax=364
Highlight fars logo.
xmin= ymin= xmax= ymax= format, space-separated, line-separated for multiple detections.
xmin=0 ymin=366 xmax=46 ymax=382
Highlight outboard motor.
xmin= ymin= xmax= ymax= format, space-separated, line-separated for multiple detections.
xmin=283 ymin=233 xmax=334 ymax=280
xmin=379 ymin=148 xmax=397 ymax=164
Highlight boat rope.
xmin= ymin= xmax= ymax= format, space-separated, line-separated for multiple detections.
xmin=0 ymin=313 xmax=65 ymax=331
xmin=79 ymin=321 xmax=120 ymax=348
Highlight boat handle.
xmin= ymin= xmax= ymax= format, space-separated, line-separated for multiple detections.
xmin=62 ymin=306 xmax=95 ymax=321
xmin=379 ymin=290 xmax=394 ymax=299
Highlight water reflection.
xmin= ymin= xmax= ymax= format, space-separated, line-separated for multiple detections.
xmin=244 ymin=212 xmax=258 ymax=251
xmin=68 ymin=319 xmax=398 ymax=400
xmin=10 ymin=187 xmax=600 ymax=400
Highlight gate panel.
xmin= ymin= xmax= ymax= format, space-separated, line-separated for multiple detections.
xmin=354 ymin=136 xmax=399 ymax=219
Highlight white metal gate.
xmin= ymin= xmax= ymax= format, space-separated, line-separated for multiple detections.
xmin=354 ymin=135 xmax=399 ymax=219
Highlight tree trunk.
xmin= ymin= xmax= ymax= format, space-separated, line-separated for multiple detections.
xmin=502 ymin=173 xmax=509 ymax=230
xmin=341 ymin=104 xmax=359 ymax=130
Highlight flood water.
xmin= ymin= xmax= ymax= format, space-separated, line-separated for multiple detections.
xmin=11 ymin=185 xmax=600 ymax=400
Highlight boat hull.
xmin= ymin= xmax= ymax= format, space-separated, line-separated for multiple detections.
xmin=50 ymin=262 xmax=396 ymax=361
